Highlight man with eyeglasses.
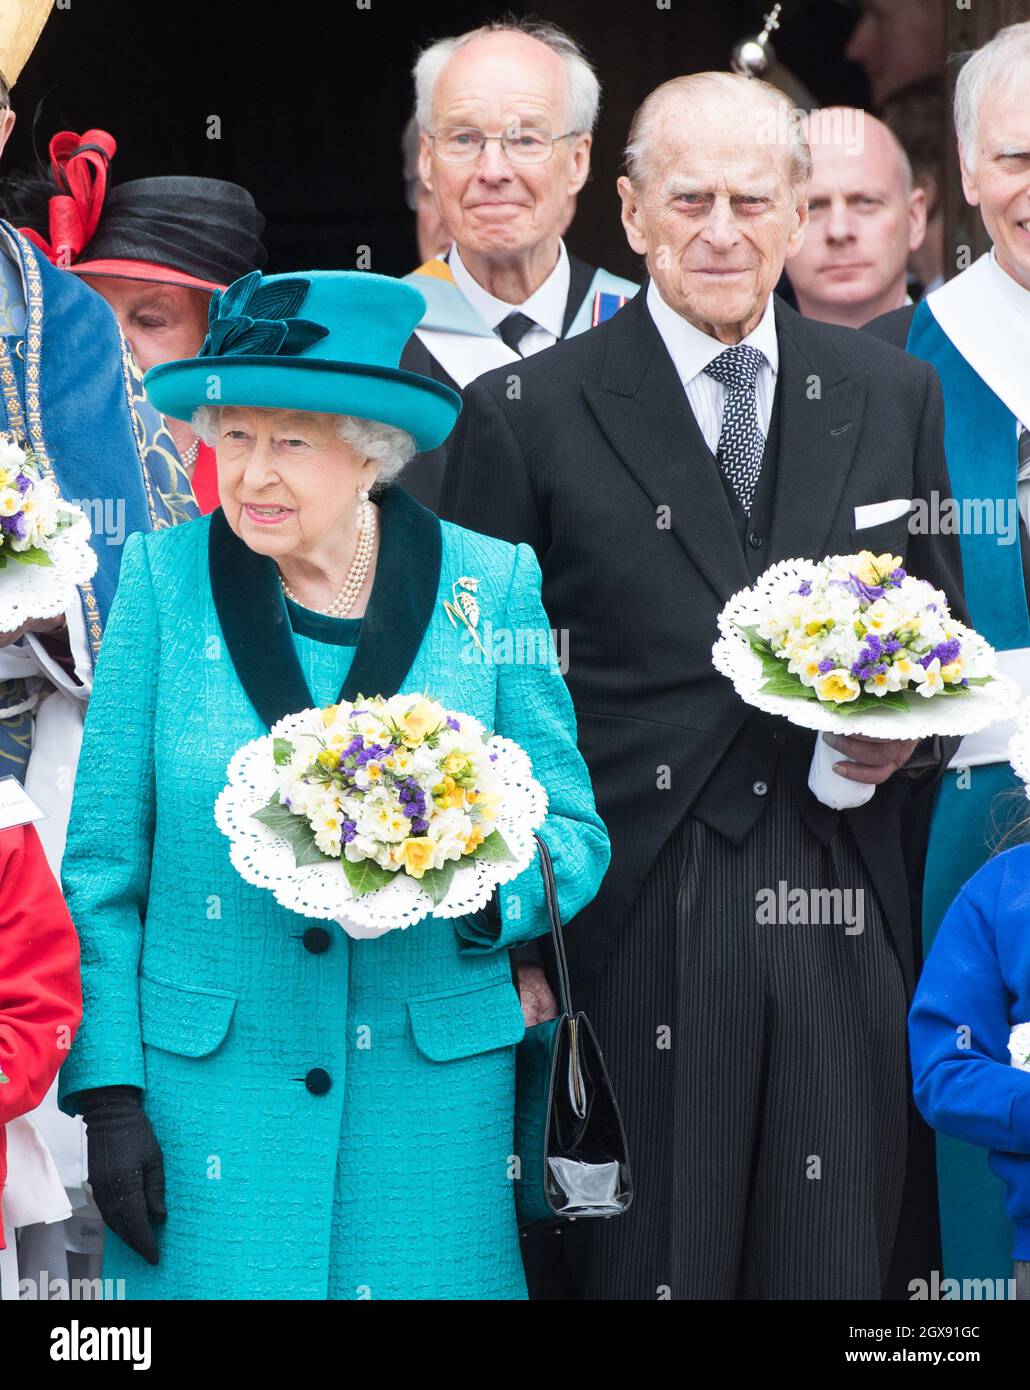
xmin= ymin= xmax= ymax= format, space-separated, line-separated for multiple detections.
xmin=399 ymin=18 xmax=637 ymax=512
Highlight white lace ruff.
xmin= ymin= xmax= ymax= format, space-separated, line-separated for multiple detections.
xmin=214 ymin=711 xmax=549 ymax=935
xmin=1007 ymin=701 xmax=1030 ymax=801
xmin=712 ymin=557 xmax=1022 ymax=738
xmin=0 ymin=511 xmax=98 ymax=634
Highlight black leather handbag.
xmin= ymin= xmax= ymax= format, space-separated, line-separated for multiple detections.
xmin=514 ymin=834 xmax=633 ymax=1229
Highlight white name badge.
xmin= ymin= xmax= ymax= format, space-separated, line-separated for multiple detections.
xmin=0 ymin=775 xmax=46 ymax=830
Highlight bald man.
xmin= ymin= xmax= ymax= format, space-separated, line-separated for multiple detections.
xmin=787 ymin=108 xmax=926 ymax=329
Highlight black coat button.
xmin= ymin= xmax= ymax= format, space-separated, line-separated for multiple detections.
xmin=753 ymin=780 xmax=769 ymax=797
xmin=302 ymin=927 xmax=332 ymax=955
xmin=305 ymin=1068 xmax=332 ymax=1095
xmin=748 ymin=532 xmax=763 ymax=549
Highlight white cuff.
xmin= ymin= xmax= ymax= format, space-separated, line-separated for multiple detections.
xmin=807 ymin=732 xmax=877 ymax=811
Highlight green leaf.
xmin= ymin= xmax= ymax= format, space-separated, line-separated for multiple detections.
xmin=273 ymin=738 xmax=294 ymax=767
xmin=473 ymin=829 xmax=517 ymax=863
xmin=760 ymin=671 xmax=820 ymax=701
xmin=417 ymin=858 xmax=459 ymax=906
xmin=341 ymin=855 xmax=395 ymax=898
xmin=3 ymin=545 xmax=52 ymax=567
xmin=739 ymin=623 xmax=773 ymax=654
xmin=252 ymin=796 xmax=330 ymax=868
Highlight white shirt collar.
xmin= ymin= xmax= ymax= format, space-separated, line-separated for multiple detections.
xmin=989 ymin=247 xmax=1030 ymax=326
xmin=645 ymin=278 xmax=779 ymax=388
xmin=448 ymin=239 xmax=570 ymax=338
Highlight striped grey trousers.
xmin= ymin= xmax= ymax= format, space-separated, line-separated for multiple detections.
xmin=565 ymin=775 xmax=909 ymax=1300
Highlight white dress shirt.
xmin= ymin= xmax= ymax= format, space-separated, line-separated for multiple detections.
xmin=448 ymin=240 xmax=571 ymax=357
xmin=645 ymin=278 xmax=779 ymax=454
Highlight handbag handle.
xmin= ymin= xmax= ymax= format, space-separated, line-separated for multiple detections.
xmin=534 ymin=832 xmax=574 ymax=1018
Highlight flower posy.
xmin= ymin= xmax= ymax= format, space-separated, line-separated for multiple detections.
xmin=254 ymin=693 xmax=513 ymax=904
xmin=0 ymin=435 xmax=71 ymax=568
xmin=741 ymin=550 xmax=992 ymax=711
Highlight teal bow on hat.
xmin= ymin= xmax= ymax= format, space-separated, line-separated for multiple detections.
xmin=144 ymin=269 xmax=462 ymax=453
xmin=201 ymin=271 xmax=330 ymax=358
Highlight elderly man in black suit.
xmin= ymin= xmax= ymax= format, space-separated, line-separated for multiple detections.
xmin=441 ymin=71 xmax=965 ymax=1300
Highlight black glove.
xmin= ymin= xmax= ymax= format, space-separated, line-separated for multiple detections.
xmin=80 ymin=1084 xmax=166 ymax=1266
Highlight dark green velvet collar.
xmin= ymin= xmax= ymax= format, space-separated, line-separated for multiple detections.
xmin=284 ymin=596 xmax=360 ymax=645
xmin=208 ymin=485 xmax=443 ymax=729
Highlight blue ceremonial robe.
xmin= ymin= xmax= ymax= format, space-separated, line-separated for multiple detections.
xmin=907 ymin=298 xmax=1025 ymax=1280
xmin=0 ymin=222 xmax=198 ymax=783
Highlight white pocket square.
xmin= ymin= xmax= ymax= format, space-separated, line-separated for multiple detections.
xmin=854 ymin=498 xmax=912 ymax=530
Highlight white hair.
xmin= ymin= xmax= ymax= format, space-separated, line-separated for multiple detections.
xmin=192 ymin=406 xmax=417 ymax=486
xmin=954 ymin=20 xmax=1030 ymax=172
xmin=414 ymin=18 xmax=600 ymax=135
xmin=625 ymin=72 xmax=813 ymax=199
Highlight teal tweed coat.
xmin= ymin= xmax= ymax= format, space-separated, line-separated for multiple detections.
xmin=58 ymin=487 xmax=610 ymax=1300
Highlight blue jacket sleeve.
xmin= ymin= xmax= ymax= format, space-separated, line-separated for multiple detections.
xmin=455 ymin=542 xmax=610 ymax=953
xmin=57 ymin=530 xmax=159 ymax=1113
xmin=909 ymin=858 xmax=1030 ymax=1153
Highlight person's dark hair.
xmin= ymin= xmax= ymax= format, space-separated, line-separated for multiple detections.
xmin=880 ymin=74 xmax=945 ymax=209
xmin=0 ymin=73 xmax=10 ymax=110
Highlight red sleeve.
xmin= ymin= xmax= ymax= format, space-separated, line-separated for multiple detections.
xmin=0 ymin=825 xmax=83 ymax=1127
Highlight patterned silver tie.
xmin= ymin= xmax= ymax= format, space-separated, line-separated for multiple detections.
xmin=703 ymin=344 xmax=766 ymax=515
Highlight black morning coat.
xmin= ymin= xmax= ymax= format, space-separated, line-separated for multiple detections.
xmin=439 ymin=284 xmax=970 ymax=1010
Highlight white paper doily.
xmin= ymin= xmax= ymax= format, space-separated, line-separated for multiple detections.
xmin=0 ymin=510 xmax=97 ymax=634
xmin=712 ymin=558 xmax=1022 ymax=739
xmin=214 ymin=710 xmax=549 ymax=933
xmin=1007 ymin=701 xmax=1030 ymax=799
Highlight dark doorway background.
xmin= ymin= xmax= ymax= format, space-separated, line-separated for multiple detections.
xmin=7 ymin=0 xmax=868 ymax=281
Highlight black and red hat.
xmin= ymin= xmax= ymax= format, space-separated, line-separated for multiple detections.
xmin=2 ymin=128 xmax=266 ymax=292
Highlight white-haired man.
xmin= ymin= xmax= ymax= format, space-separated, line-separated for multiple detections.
xmin=868 ymin=19 xmax=1030 ymax=1287
xmin=442 ymin=71 xmax=965 ymax=1299
xmin=788 ymin=108 xmax=926 ymax=327
xmin=399 ymin=17 xmax=637 ymax=511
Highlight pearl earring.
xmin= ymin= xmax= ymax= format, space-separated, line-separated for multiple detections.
xmin=358 ymin=488 xmax=370 ymax=503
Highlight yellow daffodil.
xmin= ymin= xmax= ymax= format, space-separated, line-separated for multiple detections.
xmin=463 ymin=826 xmax=486 ymax=855
xmin=854 ymin=551 xmax=901 ymax=586
xmin=814 ymin=668 xmax=861 ymax=704
xmin=398 ymin=837 xmax=436 ymax=878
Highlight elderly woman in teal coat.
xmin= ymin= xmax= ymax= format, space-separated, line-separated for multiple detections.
xmin=56 ymin=269 xmax=610 ymax=1300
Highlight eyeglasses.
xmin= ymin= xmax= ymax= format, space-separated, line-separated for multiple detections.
xmin=430 ymin=127 xmax=578 ymax=165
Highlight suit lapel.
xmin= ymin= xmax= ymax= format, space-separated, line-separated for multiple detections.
xmin=766 ymin=300 xmax=867 ymax=565
xmin=583 ymin=292 xmax=751 ymax=604
xmin=209 ymin=487 xmax=442 ymax=730
xmin=562 ymin=255 xmax=598 ymax=337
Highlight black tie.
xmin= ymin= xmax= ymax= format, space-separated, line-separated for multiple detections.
xmin=703 ymin=344 xmax=767 ymax=515
xmin=496 ymin=311 xmax=536 ymax=356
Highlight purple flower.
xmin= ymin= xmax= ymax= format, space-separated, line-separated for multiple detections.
xmin=889 ymin=567 xmax=906 ymax=583
xmin=849 ymin=575 xmax=885 ymax=603
xmin=446 ymin=716 xmax=461 ymax=731
xmin=14 ymin=472 xmax=31 ymax=496
xmin=0 ymin=511 xmax=27 ymax=541
xmin=818 ymin=658 xmax=835 ymax=674
xmin=342 ymin=819 xmax=357 ymax=844
xmin=921 ymin=638 xmax=961 ymax=669
xmin=796 ymin=579 xmax=812 ymax=597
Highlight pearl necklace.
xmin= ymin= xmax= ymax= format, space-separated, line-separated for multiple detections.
xmin=279 ymin=499 xmax=376 ymax=618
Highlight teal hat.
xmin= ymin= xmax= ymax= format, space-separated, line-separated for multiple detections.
xmin=143 ymin=269 xmax=461 ymax=452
